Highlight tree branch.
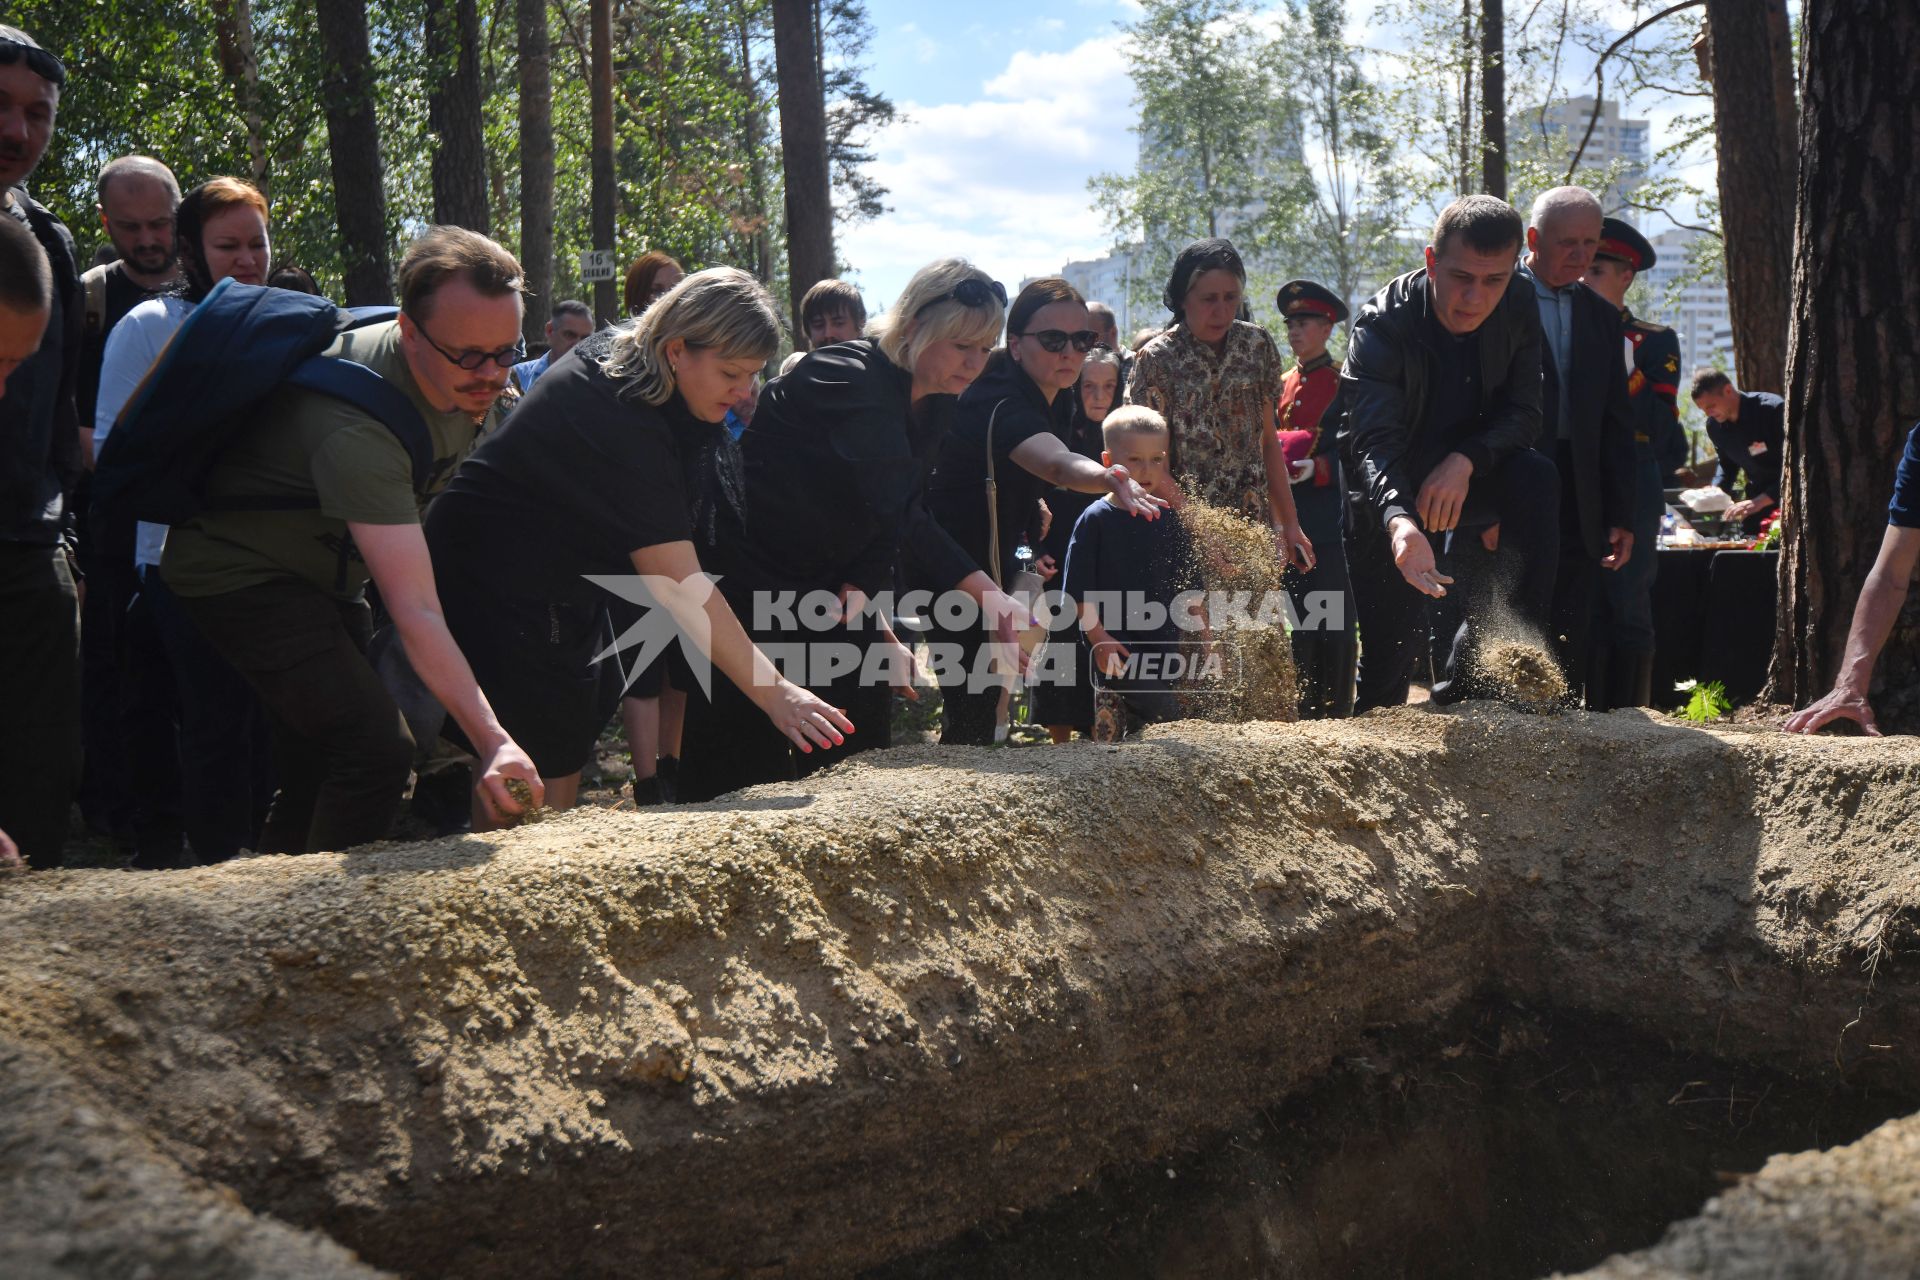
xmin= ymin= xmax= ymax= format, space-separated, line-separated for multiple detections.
xmin=1566 ymin=0 xmax=1706 ymax=179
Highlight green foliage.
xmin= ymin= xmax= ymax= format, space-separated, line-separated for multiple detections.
xmin=1677 ymin=679 xmax=1732 ymax=722
xmin=1265 ymin=0 xmax=1440 ymax=310
xmin=9 ymin=0 xmax=890 ymax=315
xmin=1090 ymin=0 xmax=1311 ymax=314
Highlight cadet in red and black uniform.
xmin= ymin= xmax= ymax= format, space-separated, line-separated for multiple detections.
xmin=1582 ymin=219 xmax=1682 ymax=707
xmin=1274 ymin=279 xmax=1355 ymax=718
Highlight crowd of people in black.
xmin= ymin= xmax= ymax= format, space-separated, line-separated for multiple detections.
xmin=4 ymin=22 xmax=1917 ymax=871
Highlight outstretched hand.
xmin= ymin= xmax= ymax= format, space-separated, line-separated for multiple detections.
xmin=1784 ymin=688 xmax=1881 ymax=737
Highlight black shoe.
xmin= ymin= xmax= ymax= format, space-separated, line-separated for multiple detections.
xmin=655 ymin=755 xmax=679 ymax=803
xmin=632 ymin=776 xmax=668 ymax=807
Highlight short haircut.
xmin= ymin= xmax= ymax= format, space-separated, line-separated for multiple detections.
xmin=0 ymin=212 xmax=51 ymax=314
xmin=623 ymin=250 xmax=683 ymax=317
xmin=397 ymin=226 xmax=525 ymax=321
xmin=96 ymin=155 xmax=181 ymax=207
xmin=1131 ymin=326 xmax=1162 ymax=350
xmin=600 ymin=266 xmax=781 ymax=407
xmin=1008 ymin=276 xmax=1085 ymax=337
xmin=1529 ymin=185 xmax=1603 ymax=230
xmin=1690 ymin=368 xmax=1733 ymax=399
xmin=800 ymin=278 xmax=866 ymax=332
xmin=1101 ymin=404 xmax=1169 ymax=453
xmin=550 ymin=299 xmax=593 ymax=325
xmin=1431 ymin=195 xmax=1525 ymax=258
xmin=867 ymin=257 xmax=1005 ymax=372
xmin=1086 ymin=300 xmax=1116 ymax=331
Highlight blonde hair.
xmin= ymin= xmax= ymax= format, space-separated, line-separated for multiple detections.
xmin=867 ymin=257 xmax=1005 ymax=372
xmin=600 ymin=266 xmax=782 ymax=406
xmin=1101 ymin=404 xmax=1168 ymax=452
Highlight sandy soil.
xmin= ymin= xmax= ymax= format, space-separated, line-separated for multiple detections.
xmin=2 ymin=708 xmax=1916 ymax=1278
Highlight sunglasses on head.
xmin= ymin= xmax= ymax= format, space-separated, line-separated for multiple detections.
xmin=915 ymin=277 xmax=1006 ymax=318
xmin=0 ymin=34 xmax=65 ymax=88
xmin=1018 ymin=329 xmax=1101 ymax=354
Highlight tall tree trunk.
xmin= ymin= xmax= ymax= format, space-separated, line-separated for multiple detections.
xmin=1771 ymin=0 xmax=1920 ymax=729
xmin=517 ymin=0 xmax=555 ymax=344
xmin=735 ymin=2 xmax=773 ymax=284
xmin=772 ymin=0 xmax=833 ymax=333
xmin=212 ymin=0 xmax=269 ymax=194
xmin=589 ymin=0 xmax=617 ymax=324
xmin=1480 ymin=0 xmax=1505 ymax=199
xmin=1698 ymin=0 xmax=1796 ymax=394
xmin=313 ymin=0 xmax=392 ymax=304
xmin=1457 ymin=0 xmax=1476 ymax=195
xmin=427 ymin=0 xmax=492 ymax=231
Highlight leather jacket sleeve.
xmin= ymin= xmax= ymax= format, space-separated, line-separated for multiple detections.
xmin=1339 ymin=314 xmax=1421 ymax=530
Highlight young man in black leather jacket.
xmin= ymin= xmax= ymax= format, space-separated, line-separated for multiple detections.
xmin=1339 ymin=195 xmax=1559 ymax=710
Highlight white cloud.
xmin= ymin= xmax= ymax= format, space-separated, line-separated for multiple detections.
xmin=840 ymin=33 xmax=1138 ymax=309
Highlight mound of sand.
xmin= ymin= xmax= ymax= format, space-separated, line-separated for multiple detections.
xmin=4 ymin=711 xmax=1919 ymax=1278
xmin=1478 ymin=639 xmax=1570 ymax=707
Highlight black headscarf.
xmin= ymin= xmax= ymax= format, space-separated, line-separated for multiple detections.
xmin=1162 ymin=237 xmax=1246 ymax=324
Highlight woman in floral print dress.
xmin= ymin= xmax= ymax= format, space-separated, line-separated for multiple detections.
xmin=1127 ymin=238 xmax=1316 ymax=574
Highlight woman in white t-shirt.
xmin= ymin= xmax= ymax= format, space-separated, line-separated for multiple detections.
xmin=94 ymin=177 xmax=274 ymax=863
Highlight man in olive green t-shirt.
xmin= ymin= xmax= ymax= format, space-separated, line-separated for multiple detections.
xmin=161 ymin=227 xmax=545 ymax=852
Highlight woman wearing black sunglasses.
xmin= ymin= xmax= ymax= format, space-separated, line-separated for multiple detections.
xmin=923 ymin=277 xmax=1164 ymax=746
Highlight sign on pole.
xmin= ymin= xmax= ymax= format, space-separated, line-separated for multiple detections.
xmin=580 ymin=249 xmax=618 ymax=283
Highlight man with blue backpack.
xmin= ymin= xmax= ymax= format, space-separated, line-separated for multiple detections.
xmin=102 ymin=226 xmax=545 ymax=852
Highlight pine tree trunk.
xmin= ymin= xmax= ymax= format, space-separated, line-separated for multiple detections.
xmin=1699 ymin=0 xmax=1796 ymax=394
xmin=427 ymin=0 xmax=492 ymax=232
xmin=1480 ymin=0 xmax=1505 ymax=199
xmin=313 ymin=0 xmax=393 ymax=304
xmin=212 ymin=0 xmax=268 ymax=194
xmin=772 ymin=0 xmax=833 ymax=333
xmin=736 ymin=2 xmax=773 ymax=284
xmin=1771 ymin=0 xmax=1920 ymax=730
xmin=518 ymin=0 xmax=555 ymax=344
xmin=588 ymin=0 xmax=617 ymax=324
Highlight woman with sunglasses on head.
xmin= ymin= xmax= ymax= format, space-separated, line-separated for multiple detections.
xmin=94 ymin=177 xmax=277 ymax=864
xmin=924 ymin=277 xmax=1164 ymax=747
xmin=1128 ymin=237 xmax=1314 ymax=575
xmin=426 ymin=268 xmax=853 ymax=822
xmin=674 ymin=259 xmax=1008 ymax=800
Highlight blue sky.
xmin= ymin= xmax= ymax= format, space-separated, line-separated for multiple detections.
xmin=837 ymin=1 xmax=1713 ymax=314
xmin=838 ymin=0 xmax=1145 ymax=310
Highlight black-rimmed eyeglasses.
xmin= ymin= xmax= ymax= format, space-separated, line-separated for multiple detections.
xmin=0 ymin=34 xmax=65 ymax=88
xmin=414 ymin=319 xmax=526 ymax=371
xmin=915 ymin=277 xmax=1006 ymax=318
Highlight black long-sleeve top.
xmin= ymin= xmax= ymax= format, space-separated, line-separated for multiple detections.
xmin=924 ymin=354 xmax=1065 ymax=587
xmin=723 ymin=338 xmax=975 ymax=601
